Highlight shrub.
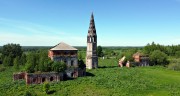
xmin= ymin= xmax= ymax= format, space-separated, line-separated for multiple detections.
xmin=150 ymin=50 xmax=169 ymax=66
xmin=51 ymin=61 xmax=66 ymax=72
xmin=0 ymin=66 xmax=6 ymax=72
xmin=43 ymin=82 xmax=50 ymax=94
xmin=168 ymin=59 xmax=180 ymax=71
xmin=168 ymin=63 xmax=180 ymax=71
xmin=14 ymin=56 xmax=20 ymax=70
xmin=175 ymin=51 xmax=180 ymax=58
xmin=3 ymin=56 xmax=13 ymax=66
xmin=25 ymin=63 xmax=35 ymax=73
xmin=24 ymin=90 xmax=32 ymax=96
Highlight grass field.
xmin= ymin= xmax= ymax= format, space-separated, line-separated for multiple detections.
xmin=0 ymin=58 xmax=180 ymax=96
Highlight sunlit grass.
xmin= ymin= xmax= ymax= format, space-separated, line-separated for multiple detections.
xmin=0 ymin=58 xmax=180 ymax=96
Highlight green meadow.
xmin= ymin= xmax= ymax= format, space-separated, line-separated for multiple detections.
xmin=0 ymin=58 xmax=180 ymax=96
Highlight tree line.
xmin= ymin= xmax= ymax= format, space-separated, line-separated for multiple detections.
xmin=0 ymin=43 xmax=80 ymax=73
xmin=97 ymin=42 xmax=180 ymax=67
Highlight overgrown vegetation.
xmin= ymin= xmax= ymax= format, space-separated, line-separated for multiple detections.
xmin=168 ymin=58 xmax=180 ymax=71
xmin=0 ymin=42 xmax=180 ymax=95
xmin=43 ymin=82 xmax=50 ymax=94
xmin=0 ymin=59 xmax=180 ymax=96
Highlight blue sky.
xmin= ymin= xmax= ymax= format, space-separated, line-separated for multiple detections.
xmin=0 ymin=0 xmax=180 ymax=46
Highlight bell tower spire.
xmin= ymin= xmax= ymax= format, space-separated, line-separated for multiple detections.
xmin=86 ymin=13 xmax=98 ymax=69
xmin=88 ymin=13 xmax=96 ymax=33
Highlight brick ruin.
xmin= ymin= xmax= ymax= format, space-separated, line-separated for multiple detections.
xmin=133 ymin=52 xmax=149 ymax=66
xmin=13 ymin=72 xmax=63 ymax=84
xmin=13 ymin=68 xmax=86 ymax=84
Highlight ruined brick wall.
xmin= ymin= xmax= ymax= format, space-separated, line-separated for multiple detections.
xmin=13 ymin=72 xmax=26 ymax=81
xmin=13 ymin=72 xmax=64 ymax=84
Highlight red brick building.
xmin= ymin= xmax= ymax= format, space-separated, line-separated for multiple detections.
xmin=133 ymin=52 xmax=149 ymax=66
xmin=48 ymin=42 xmax=78 ymax=67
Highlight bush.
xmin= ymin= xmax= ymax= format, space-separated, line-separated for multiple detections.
xmin=24 ymin=90 xmax=32 ymax=96
xmin=25 ymin=63 xmax=35 ymax=73
xmin=3 ymin=56 xmax=13 ymax=66
xmin=150 ymin=50 xmax=169 ymax=66
xmin=168 ymin=63 xmax=180 ymax=71
xmin=51 ymin=61 xmax=66 ymax=72
xmin=43 ymin=82 xmax=50 ymax=94
xmin=168 ymin=59 xmax=180 ymax=71
xmin=14 ymin=56 xmax=20 ymax=70
xmin=175 ymin=51 xmax=180 ymax=58
xmin=0 ymin=66 xmax=6 ymax=72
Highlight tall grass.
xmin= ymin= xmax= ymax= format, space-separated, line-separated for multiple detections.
xmin=0 ymin=58 xmax=180 ymax=96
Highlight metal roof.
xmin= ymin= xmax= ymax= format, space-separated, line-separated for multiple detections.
xmin=50 ymin=42 xmax=78 ymax=51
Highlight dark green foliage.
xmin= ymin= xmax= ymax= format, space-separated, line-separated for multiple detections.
xmin=78 ymin=59 xmax=86 ymax=69
xmin=21 ymin=53 xmax=27 ymax=65
xmin=38 ymin=50 xmax=52 ymax=72
xmin=3 ymin=56 xmax=13 ymax=66
xmin=51 ymin=61 xmax=66 ymax=72
xmin=25 ymin=63 xmax=34 ymax=73
xmin=24 ymin=90 xmax=33 ymax=96
xmin=0 ymin=66 xmax=6 ymax=72
xmin=121 ymin=49 xmax=137 ymax=62
xmin=78 ymin=52 xmax=83 ymax=60
xmin=25 ymin=53 xmax=38 ymax=73
xmin=0 ymin=54 xmax=2 ymax=64
xmin=24 ymin=50 xmax=55 ymax=72
xmin=104 ymin=49 xmax=113 ymax=57
xmin=175 ymin=51 xmax=180 ymax=58
xmin=13 ymin=56 xmax=20 ymax=70
xmin=97 ymin=46 xmax=104 ymax=57
xmin=39 ymin=58 xmax=45 ymax=72
xmin=39 ymin=51 xmax=48 ymax=70
xmin=150 ymin=50 xmax=169 ymax=66
xmin=144 ymin=42 xmax=180 ymax=56
xmin=2 ymin=43 xmax=22 ymax=59
xmin=43 ymin=82 xmax=50 ymax=94
xmin=144 ymin=42 xmax=166 ymax=54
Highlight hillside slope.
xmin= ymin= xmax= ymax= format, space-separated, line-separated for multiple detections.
xmin=0 ymin=59 xmax=180 ymax=96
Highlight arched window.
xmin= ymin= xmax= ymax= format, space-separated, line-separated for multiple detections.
xmin=50 ymin=77 xmax=54 ymax=81
xmin=94 ymin=36 xmax=96 ymax=42
xmin=33 ymin=78 xmax=36 ymax=83
xmin=64 ymin=60 xmax=67 ymax=64
xmin=87 ymin=37 xmax=89 ymax=42
xmin=89 ymin=37 xmax=92 ymax=42
xmin=42 ymin=77 xmax=46 ymax=82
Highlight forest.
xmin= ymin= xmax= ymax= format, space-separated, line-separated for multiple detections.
xmin=0 ymin=42 xmax=180 ymax=96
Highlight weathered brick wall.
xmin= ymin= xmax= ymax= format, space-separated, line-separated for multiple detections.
xmin=13 ymin=72 xmax=64 ymax=84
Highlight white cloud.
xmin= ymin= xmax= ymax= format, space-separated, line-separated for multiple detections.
xmin=0 ymin=32 xmax=86 ymax=46
xmin=0 ymin=18 xmax=84 ymax=46
xmin=0 ymin=17 xmax=66 ymax=36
